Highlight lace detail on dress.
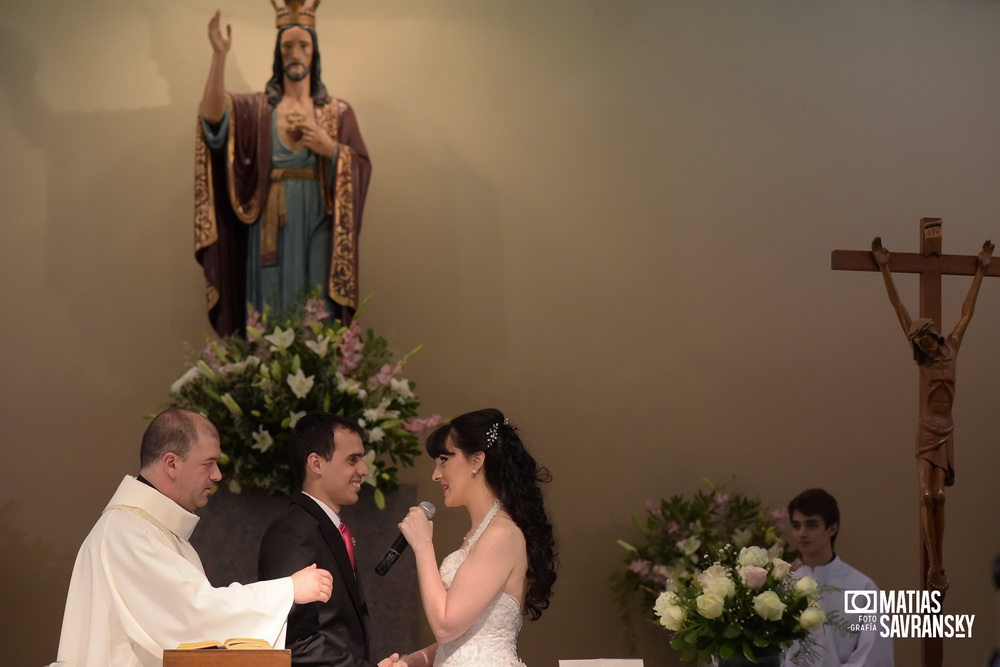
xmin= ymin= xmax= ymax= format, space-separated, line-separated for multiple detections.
xmin=434 ymin=503 xmax=526 ymax=667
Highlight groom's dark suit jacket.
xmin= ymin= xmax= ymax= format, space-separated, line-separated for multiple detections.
xmin=259 ymin=493 xmax=374 ymax=666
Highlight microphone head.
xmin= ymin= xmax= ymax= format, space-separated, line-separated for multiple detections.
xmin=418 ymin=501 xmax=436 ymax=519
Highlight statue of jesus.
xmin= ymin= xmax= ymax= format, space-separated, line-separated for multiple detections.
xmin=871 ymin=236 xmax=993 ymax=592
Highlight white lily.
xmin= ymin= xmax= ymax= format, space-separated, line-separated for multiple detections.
xmin=170 ymin=367 xmax=200 ymax=394
xmin=336 ymin=374 xmax=364 ymax=395
xmin=251 ymin=426 xmax=274 ymax=453
xmin=289 ymin=410 xmax=307 ymax=428
xmin=287 ymin=369 xmax=315 ymax=399
xmin=390 ymin=377 xmax=414 ymax=398
xmin=361 ymin=450 xmax=380 ymax=487
xmin=264 ymin=326 xmax=295 ymax=352
xmin=304 ymin=334 xmax=331 ymax=358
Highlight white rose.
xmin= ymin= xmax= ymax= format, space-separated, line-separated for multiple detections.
xmin=697 ymin=564 xmax=729 ymax=586
xmin=798 ymin=605 xmax=826 ymax=631
xmin=654 ymin=592 xmax=686 ymax=631
xmin=696 ymin=592 xmax=725 ymax=619
xmin=794 ymin=576 xmax=820 ymax=600
xmin=738 ymin=546 xmax=769 ymax=568
xmin=704 ymin=575 xmax=736 ymax=599
xmin=771 ymin=558 xmax=792 ymax=581
xmin=752 ymin=591 xmax=786 ymax=621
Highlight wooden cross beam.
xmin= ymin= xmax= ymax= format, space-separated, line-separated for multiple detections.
xmin=833 ymin=218 xmax=1000 ymax=322
xmin=831 ymin=218 xmax=997 ymax=667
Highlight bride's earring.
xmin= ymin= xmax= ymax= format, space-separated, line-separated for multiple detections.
xmin=472 ymin=468 xmax=478 ymax=475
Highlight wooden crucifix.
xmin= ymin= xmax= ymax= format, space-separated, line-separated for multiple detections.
xmin=832 ymin=218 xmax=996 ymax=667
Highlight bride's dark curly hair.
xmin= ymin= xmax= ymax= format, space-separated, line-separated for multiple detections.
xmin=426 ymin=408 xmax=557 ymax=620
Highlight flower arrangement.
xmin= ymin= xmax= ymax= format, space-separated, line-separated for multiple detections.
xmin=165 ymin=289 xmax=441 ymax=508
xmin=653 ymin=544 xmax=828 ymax=665
xmin=615 ymin=481 xmax=796 ymax=612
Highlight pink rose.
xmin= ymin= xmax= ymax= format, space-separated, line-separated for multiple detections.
xmin=739 ymin=565 xmax=768 ymax=590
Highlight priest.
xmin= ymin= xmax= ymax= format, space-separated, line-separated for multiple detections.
xmin=56 ymin=408 xmax=334 ymax=667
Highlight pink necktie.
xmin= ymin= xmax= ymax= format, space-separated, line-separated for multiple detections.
xmin=339 ymin=521 xmax=356 ymax=570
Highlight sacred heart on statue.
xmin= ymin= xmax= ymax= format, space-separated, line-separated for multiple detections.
xmin=285 ymin=110 xmax=305 ymax=143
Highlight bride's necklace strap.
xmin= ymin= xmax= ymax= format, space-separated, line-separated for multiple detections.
xmin=464 ymin=500 xmax=503 ymax=548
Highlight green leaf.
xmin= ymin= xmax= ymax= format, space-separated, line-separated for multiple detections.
xmin=374 ymin=487 xmax=385 ymax=510
xmin=210 ymin=342 xmax=228 ymax=363
xmin=617 ymin=539 xmax=638 ymax=554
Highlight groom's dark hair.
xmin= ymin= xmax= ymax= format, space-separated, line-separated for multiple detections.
xmin=288 ymin=413 xmax=364 ymax=485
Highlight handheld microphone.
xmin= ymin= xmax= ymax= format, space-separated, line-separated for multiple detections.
xmin=374 ymin=501 xmax=436 ymax=576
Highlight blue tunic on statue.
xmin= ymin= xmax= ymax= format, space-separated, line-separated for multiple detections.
xmin=203 ymin=108 xmax=335 ymax=316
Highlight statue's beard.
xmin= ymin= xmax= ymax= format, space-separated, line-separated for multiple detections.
xmin=284 ymin=63 xmax=308 ymax=82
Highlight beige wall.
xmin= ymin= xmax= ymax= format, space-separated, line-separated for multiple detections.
xmin=2 ymin=1 xmax=999 ymax=665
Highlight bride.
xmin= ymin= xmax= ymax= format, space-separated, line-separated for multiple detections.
xmin=396 ymin=408 xmax=557 ymax=666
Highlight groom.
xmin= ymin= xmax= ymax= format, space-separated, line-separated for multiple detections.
xmin=259 ymin=413 xmax=403 ymax=667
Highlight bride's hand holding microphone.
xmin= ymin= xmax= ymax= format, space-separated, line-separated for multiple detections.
xmin=399 ymin=505 xmax=434 ymax=551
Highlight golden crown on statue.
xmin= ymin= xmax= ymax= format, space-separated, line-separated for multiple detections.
xmin=272 ymin=0 xmax=320 ymax=28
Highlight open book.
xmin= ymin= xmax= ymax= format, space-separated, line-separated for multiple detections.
xmin=176 ymin=638 xmax=273 ymax=650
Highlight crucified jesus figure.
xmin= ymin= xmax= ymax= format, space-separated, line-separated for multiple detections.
xmin=872 ymin=236 xmax=993 ymax=593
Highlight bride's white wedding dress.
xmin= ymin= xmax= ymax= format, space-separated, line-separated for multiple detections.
xmin=433 ymin=502 xmax=526 ymax=667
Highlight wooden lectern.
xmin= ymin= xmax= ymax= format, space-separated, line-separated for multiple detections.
xmin=162 ymin=649 xmax=291 ymax=667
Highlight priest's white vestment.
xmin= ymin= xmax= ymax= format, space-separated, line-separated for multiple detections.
xmin=57 ymin=475 xmax=294 ymax=667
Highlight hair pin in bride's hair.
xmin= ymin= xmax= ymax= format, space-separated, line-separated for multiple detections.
xmin=485 ymin=417 xmax=509 ymax=448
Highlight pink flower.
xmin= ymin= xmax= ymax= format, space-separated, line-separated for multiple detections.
xmin=739 ymin=565 xmax=769 ymax=590
xmin=368 ymin=361 xmax=404 ymax=389
xmin=402 ymin=414 xmax=444 ymax=434
xmin=666 ymin=521 xmax=682 ymax=537
xmin=629 ymin=559 xmax=652 ymax=577
xmin=644 ymin=500 xmax=663 ymax=516
xmin=246 ymin=308 xmax=266 ymax=336
xmin=368 ymin=363 xmax=394 ymax=389
xmin=338 ymin=323 xmax=365 ymax=374
xmin=302 ymin=297 xmax=331 ymax=329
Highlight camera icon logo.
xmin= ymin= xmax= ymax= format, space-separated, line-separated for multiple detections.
xmin=844 ymin=590 xmax=878 ymax=614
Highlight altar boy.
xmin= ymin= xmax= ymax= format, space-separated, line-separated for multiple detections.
xmin=782 ymin=488 xmax=894 ymax=667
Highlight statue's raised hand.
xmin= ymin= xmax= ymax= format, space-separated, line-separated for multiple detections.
xmin=208 ymin=10 xmax=232 ymax=55
xmin=871 ymin=237 xmax=890 ymax=267
xmin=979 ymin=240 xmax=994 ymax=270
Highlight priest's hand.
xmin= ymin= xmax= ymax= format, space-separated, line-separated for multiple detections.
xmin=290 ymin=563 xmax=333 ymax=603
xmin=377 ymin=653 xmax=405 ymax=667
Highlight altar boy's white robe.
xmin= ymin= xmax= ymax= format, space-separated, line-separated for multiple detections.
xmin=57 ymin=476 xmax=294 ymax=667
